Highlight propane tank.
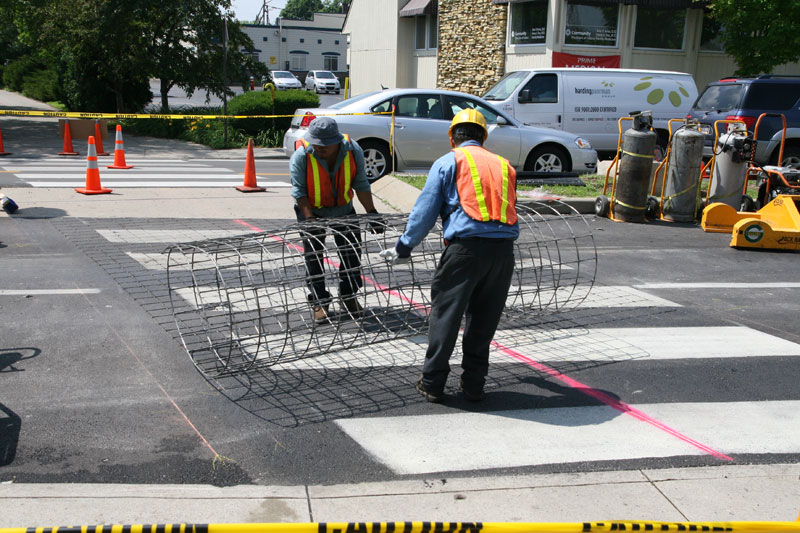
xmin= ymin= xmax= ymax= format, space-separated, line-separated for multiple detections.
xmin=662 ymin=121 xmax=705 ymax=222
xmin=615 ymin=111 xmax=657 ymax=222
xmin=708 ymin=123 xmax=753 ymax=209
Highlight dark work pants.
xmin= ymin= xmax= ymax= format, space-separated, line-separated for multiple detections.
xmin=421 ymin=239 xmax=515 ymax=394
xmin=295 ymin=206 xmax=363 ymax=304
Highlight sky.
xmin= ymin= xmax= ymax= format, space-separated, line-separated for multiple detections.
xmin=232 ymin=0 xmax=288 ymax=23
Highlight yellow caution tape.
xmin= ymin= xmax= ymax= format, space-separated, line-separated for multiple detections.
xmin=621 ymin=150 xmax=654 ymax=160
xmin=613 ymin=198 xmax=647 ymax=210
xmin=0 ymin=109 xmax=393 ymax=120
xmin=3 ymin=520 xmax=800 ymax=533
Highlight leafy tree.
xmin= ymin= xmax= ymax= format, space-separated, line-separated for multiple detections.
xmin=280 ymin=0 xmax=324 ymax=20
xmin=710 ymin=0 xmax=800 ymax=76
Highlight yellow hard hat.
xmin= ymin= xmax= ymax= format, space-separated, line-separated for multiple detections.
xmin=449 ymin=108 xmax=488 ymax=141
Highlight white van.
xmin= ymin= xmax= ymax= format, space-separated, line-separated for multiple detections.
xmin=482 ymin=68 xmax=698 ymax=156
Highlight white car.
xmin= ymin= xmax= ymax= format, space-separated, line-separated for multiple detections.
xmin=305 ymin=70 xmax=341 ymax=94
xmin=284 ymin=88 xmax=597 ymax=181
xmin=267 ymin=71 xmax=302 ymax=90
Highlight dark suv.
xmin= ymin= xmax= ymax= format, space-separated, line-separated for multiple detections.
xmin=687 ymin=75 xmax=800 ymax=168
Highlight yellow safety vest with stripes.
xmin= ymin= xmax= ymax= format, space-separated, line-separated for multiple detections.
xmin=452 ymin=145 xmax=518 ymax=225
xmin=296 ymin=134 xmax=356 ymax=208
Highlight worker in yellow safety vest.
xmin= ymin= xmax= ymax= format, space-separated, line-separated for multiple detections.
xmin=380 ymin=108 xmax=519 ymax=403
xmin=290 ymin=116 xmax=381 ymax=324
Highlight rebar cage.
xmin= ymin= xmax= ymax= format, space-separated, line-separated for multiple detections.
xmin=165 ymin=200 xmax=597 ymax=377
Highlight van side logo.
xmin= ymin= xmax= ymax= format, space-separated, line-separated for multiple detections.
xmin=634 ymin=77 xmax=691 ymax=107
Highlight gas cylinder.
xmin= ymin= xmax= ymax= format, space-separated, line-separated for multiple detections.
xmin=708 ymin=123 xmax=753 ymax=209
xmin=662 ymin=122 xmax=705 ymax=222
xmin=614 ymin=112 xmax=657 ymax=222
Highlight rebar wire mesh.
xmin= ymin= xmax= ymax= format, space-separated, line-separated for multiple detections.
xmin=166 ymin=200 xmax=597 ymax=377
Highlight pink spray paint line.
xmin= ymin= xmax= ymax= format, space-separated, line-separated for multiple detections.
xmin=233 ymin=219 xmax=732 ymax=462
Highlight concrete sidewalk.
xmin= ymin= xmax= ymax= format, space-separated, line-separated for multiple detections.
xmin=1 ymin=464 xmax=798 ymax=526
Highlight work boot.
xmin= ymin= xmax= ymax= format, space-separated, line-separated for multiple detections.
xmin=458 ymin=377 xmax=485 ymax=402
xmin=312 ymin=303 xmax=330 ymax=323
xmin=340 ymin=296 xmax=363 ymax=318
xmin=416 ymin=378 xmax=444 ymax=403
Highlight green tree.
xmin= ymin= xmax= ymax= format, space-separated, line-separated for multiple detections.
xmin=280 ymin=0 xmax=324 ymax=20
xmin=710 ymin=0 xmax=800 ymax=76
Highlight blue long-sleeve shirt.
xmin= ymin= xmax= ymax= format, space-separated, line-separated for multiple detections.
xmin=290 ymin=137 xmax=371 ymax=218
xmin=397 ymin=140 xmax=519 ymax=256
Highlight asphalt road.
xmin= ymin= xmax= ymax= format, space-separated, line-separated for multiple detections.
xmin=2 ymin=204 xmax=799 ymax=486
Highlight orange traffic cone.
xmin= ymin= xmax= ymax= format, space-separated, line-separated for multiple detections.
xmin=235 ymin=138 xmax=265 ymax=192
xmin=0 ymin=126 xmax=10 ymax=156
xmin=58 ymin=119 xmax=79 ymax=156
xmin=75 ymin=136 xmax=112 ymax=195
xmin=94 ymin=120 xmax=109 ymax=156
xmin=107 ymin=124 xmax=133 ymax=169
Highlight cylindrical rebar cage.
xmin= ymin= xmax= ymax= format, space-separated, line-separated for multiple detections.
xmin=166 ymin=200 xmax=597 ymax=377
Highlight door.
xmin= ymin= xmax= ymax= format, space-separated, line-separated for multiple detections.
xmin=391 ymin=93 xmax=451 ymax=168
xmin=513 ymin=73 xmax=564 ymax=131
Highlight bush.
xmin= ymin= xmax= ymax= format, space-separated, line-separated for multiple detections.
xmin=227 ymin=89 xmax=318 ymax=136
xmin=3 ymin=55 xmax=41 ymax=92
xmin=21 ymin=68 xmax=59 ymax=102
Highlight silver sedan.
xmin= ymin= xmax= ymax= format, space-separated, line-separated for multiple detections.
xmin=283 ymin=88 xmax=597 ymax=180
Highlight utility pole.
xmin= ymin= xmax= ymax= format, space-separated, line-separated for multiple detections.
xmin=223 ymin=17 xmax=229 ymax=144
xmin=256 ymin=0 xmax=276 ymax=25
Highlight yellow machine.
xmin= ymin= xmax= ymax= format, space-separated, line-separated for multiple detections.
xmin=702 ymin=194 xmax=800 ymax=250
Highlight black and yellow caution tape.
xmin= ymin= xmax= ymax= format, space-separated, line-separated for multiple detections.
xmin=3 ymin=520 xmax=800 ymax=533
xmin=0 ymin=110 xmax=393 ymax=120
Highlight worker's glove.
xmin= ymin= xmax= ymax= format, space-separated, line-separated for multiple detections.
xmin=365 ymin=210 xmax=385 ymax=234
xmin=379 ymin=247 xmax=410 ymax=265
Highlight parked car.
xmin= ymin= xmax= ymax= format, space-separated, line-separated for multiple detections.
xmin=686 ymin=75 xmax=800 ymax=167
xmin=305 ymin=70 xmax=341 ymax=94
xmin=482 ymin=68 xmax=698 ymax=159
xmin=267 ymin=70 xmax=302 ymax=90
xmin=283 ymin=88 xmax=597 ymax=181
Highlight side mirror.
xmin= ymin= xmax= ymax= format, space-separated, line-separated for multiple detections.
xmin=496 ymin=116 xmax=509 ymax=126
xmin=518 ymin=89 xmax=530 ymax=103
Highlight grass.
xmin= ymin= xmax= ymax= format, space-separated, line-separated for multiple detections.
xmin=394 ymin=173 xmax=607 ymax=198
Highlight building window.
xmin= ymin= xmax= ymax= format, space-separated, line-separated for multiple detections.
xmin=324 ymin=55 xmax=338 ymax=71
xmin=300 ymin=38 xmax=304 ymax=43
xmin=509 ymin=0 xmax=548 ymax=45
xmin=564 ymin=1 xmax=619 ymax=47
xmin=700 ymin=14 xmax=724 ymax=51
xmin=335 ymin=40 xmax=340 ymax=45
xmin=262 ymin=36 xmax=268 ymax=42
xmin=415 ymin=14 xmax=438 ymax=50
xmin=318 ymin=39 xmax=322 ymax=44
xmin=634 ymin=8 xmax=686 ymax=50
xmin=290 ymin=54 xmax=307 ymax=70
xmin=281 ymin=37 xmax=286 ymax=42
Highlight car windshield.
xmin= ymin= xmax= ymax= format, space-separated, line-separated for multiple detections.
xmin=329 ymin=91 xmax=381 ymax=110
xmin=483 ymin=71 xmax=530 ymax=100
xmin=693 ymin=84 xmax=743 ymax=112
xmin=273 ymin=71 xmax=292 ymax=79
xmin=317 ymin=71 xmax=336 ymax=79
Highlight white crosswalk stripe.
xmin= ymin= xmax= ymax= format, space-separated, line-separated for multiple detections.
xmin=0 ymin=159 xmax=289 ymax=188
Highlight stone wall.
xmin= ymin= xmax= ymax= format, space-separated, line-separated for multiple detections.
xmin=437 ymin=0 xmax=507 ymax=95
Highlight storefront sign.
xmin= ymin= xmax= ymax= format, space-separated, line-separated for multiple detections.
xmin=552 ymin=52 xmax=620 ymax=68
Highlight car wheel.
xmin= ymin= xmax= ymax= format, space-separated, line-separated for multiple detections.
xmin=645 ymin=196 xmax=661 ymax=220
xmin=740 ymin=195 xmax=757 ymax=212
xmin=525 ymin=145 xmax=571 ymax=173
xmin=595 ymin=195 xmax=610 ymax=217
xmin=359 ymin=140 xmax=393 ymax=182
xmin=780 ymin=146 xmax=800 ymax=169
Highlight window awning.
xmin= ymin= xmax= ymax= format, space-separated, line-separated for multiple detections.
xmin=399 ymin=0 xmax=437 ymax=17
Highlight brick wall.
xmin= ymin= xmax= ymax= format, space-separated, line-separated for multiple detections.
xmin=436 ymin=0 xmax=507 ymax=95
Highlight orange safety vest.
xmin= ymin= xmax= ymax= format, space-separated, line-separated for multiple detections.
xmin=452 ymin=145 xmax=517 ymax=225
xmin=295 ymin=134 xmax=357 ymax=208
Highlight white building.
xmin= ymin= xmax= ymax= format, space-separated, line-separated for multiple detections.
xmin=241 ymin=13 xmax=348 ymax=77
xmin=343 ymin=0 xmax=800 ymax=97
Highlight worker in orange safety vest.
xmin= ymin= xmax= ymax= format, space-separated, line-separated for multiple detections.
xmin=290 ymin=116 xmax=381 ymax=324
xmin=380 ymin=108 xmax=519 ymax=403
